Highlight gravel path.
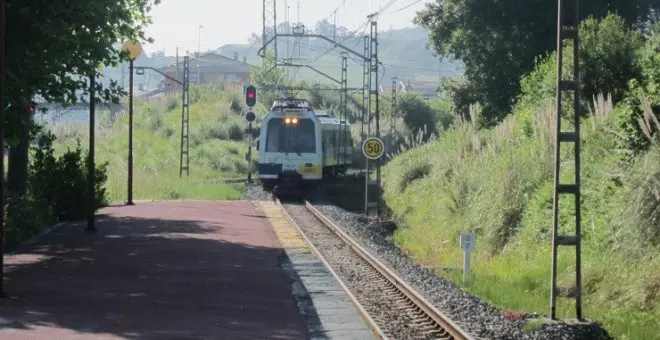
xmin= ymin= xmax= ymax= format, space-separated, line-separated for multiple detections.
xmin=246 ymin=184 xmax=611 ymax=340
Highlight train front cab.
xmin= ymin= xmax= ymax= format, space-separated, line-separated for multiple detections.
xmin=257 ymin=112 xmax=322 ymax=193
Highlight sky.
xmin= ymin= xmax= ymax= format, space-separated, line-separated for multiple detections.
xmin=142 ymin=0 xmax=430 ymax=56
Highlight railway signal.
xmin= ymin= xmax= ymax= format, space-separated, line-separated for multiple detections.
xmin=362 ymin=137 xmax=384 ymax=160
xmin=245 ymin=95 xmax=256 ymax=182
xmin=245 ymin=85 xmax=256 ymax=107
xmin=245 ymin=111 xmax=256 ymax=122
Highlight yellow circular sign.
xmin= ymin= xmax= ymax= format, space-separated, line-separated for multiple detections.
xmin=362 ymin=137 xmax=385 ymax=160
xmin=122 ymin=40 xmax=143 ymax=60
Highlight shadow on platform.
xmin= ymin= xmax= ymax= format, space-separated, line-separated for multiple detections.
xmin=0 ymin=207 xmax=307 ymax=340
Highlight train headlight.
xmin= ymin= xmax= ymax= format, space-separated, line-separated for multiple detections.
xmin=284 ymin=117 xmax=299 ymax=125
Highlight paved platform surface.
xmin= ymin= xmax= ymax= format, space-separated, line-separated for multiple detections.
xmin=259 ymin=201 xmax=375 ymax=340
xmin=0 ymin=201 xmax=308 ymax=339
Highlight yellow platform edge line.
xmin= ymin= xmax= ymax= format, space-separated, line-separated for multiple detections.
xmin=258 ymin=201 xmax=309 ymax=250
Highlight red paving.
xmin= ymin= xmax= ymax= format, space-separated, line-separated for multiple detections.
xmin=0 ymin=201 xmax=308 ymax=339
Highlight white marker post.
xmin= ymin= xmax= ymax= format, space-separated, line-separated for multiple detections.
xmin=459 ymin=232 xmax=476 ymax=281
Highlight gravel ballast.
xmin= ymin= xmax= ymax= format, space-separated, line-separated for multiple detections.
xmin=246 ymin=184 xmax=610 ymax=339
xmin=310 ymin=202 xmax=611 ymax=340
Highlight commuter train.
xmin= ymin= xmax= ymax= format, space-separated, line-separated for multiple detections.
xmin=256 ymin=98 xmax=353 ymax=192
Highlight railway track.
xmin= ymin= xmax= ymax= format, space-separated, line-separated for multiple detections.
xmin=277 ymin=199 xmax=474 ymax=340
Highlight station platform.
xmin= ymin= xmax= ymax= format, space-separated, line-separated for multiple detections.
xmin=0 ymin=200 xmax=374 ymax=340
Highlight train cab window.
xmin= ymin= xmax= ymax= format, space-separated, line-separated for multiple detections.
xmin=265 ymin=118 xmax=316 ymax=153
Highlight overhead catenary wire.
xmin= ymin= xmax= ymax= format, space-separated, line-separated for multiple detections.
xmin=381 ymin=0 xmax=423 ymax=15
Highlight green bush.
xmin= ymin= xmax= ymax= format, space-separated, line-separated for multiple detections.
xmin=29 ymin=131 xmax=108 ymax=222
xmin=515 ymin=13 xmax=644 ymax=131
xmin=614 ymin=26 xmax=660 ymax=156
xmin=227 ymin=123 xmax=243 ymax=141
xmin=380 ymin=14 xmax=660 ymax=340
xmin=397 ymin=93 xmax=439 ymax=139
xmin=229 ymin=94 xmax=243 ymax=114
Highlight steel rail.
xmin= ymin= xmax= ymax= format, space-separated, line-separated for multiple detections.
xmin=274 ymin=199 xmax=388 ymax=339
xmin=304 ymin=200 xmax=474 ymax=340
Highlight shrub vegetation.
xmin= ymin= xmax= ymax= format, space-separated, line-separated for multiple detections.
xmin=382 ymin=14 xmax=660 ymax=339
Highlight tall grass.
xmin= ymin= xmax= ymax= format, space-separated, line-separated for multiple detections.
xmin=48 ymin=84 xmax=257 ymax=202
xmin=382 ymin=92 xmax=660 ymax=339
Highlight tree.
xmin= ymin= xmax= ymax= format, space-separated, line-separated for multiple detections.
xmin=249 ymin=50 xmax=291 ymax=106
xmin=415 ymin=0 xmax=658 ymax=126
xmin=3 ymin=0 xmax=160 ymax=201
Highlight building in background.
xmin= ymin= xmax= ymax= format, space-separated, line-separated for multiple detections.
xmin=400 ymin=80 xmax=440 ymax=99
xmin=159 ymin=52 xmax=252 ymax=92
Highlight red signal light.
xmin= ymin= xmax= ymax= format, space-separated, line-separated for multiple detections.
xmin=245 ymin=85 xmax=257 ymax=107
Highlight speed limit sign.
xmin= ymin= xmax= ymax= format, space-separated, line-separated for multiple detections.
xmin=362 ymin=137 xmax=385 ymax=160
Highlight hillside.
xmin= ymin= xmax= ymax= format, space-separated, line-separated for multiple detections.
xmin=96 ymin=25 xmax=461 ymax=94
xmin=219 ymin=26 xmax=461 ymax=87
xmin=379 ymin=15 xmax=660 ymax=340
xmin=50 ymin=84 xmax=262 ymax=202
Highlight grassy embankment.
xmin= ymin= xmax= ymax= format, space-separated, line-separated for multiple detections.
xmin=51 ymin=84 xmax=265 ymax=202
xmin=383 ymin=106 xmax=659 ymax=339
xmin=380 ymin=20 xmax=660 ymax=340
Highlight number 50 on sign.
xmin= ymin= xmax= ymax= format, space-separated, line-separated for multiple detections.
xmin=362 ymin=137 xmax=385 ymax=160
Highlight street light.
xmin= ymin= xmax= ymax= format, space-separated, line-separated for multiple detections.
xmin=198 ymin=25 xmax=204 ymax=57
xmin=85 ymin=73 xmax=97 ymax=233
xmin=122 ymin=39 xmax=142 ymax=206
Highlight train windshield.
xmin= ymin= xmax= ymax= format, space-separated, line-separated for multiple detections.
xmin=265 ymin=118 xmax=316 ymax=153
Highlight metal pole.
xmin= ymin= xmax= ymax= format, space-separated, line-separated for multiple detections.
xmin=85 ymin=74 xmax=97 ymax=232
xmin=391 ymin=77 xmax=397 ymax=134
xmin=0 ymin=0 xmax=7 ymax=298
xmin=373 ymin=21 xmax=381 ymax=218
xmin=341 ymin=53 xmax=348 ymax=172
xmin=550 ymin=0 xmax=582 ymax=321
xmin=247 ymin=121 xmax=253 ymax=183
xmin=573 ymin=0 xmax=583 ymax=320
xmin=198 ymin=26 xmax=203 ymax=57
xmin=127 ymin=59 xmax=134 ymax=205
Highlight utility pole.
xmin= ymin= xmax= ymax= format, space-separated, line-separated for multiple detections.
xmin=362 ymin=17 xmax=381 ymax=217
xmin=176 ymin=47 xmax=180 ymax=91
xmin=340 ymin=52 xmax=348 ymax=169
xmin=262 ymin=0 xmax=277 ymax=64
xmin=550 ymin=0 xmax=582 ymax=321
xmin=285 ymin=1 xmax=290 ymax=79
xmin=362 ymin=35 xmax=369 ymax=146
xmin=391 ymin=76 xmax=397 ymax=134
xmin=368 ymin=19 xmax=382 ymax=217
xmin=180 ymin=56 xmax=191 ymax=177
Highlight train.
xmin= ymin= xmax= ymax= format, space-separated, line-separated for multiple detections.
xmin=256 ymin=98 xmax=353 ymax=193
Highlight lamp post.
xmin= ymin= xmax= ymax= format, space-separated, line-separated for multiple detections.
xmin=198 ymin=25 xmax=204 ymax=57
xmin=122 ymin=40 xmax=143 ymax=206
xmin=85 ymin=73 xmax=97 ymax=232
